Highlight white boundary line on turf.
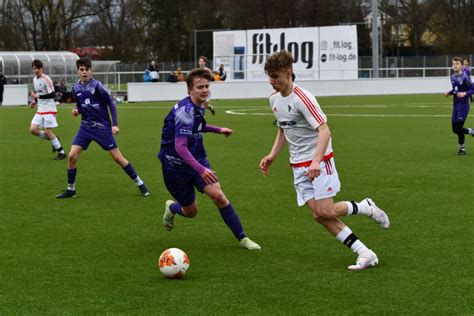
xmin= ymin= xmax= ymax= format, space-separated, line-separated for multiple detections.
xmin=0 ymin=101 xmax=452 ymax=110
xmin=225 ymin=108 xmax=452 ymax=117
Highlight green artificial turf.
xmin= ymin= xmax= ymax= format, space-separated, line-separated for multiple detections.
xmin=0 ymin=94 xmax=472 ymax=314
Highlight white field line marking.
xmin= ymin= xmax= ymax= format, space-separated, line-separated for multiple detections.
xmin=225 ymin=108 xmax=451 ymax=117
xmin=1 ymin=101 xmax=451 ymax=110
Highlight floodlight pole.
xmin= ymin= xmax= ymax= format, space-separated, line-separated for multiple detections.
xmin=372 ymin=0 xmax=380 ymax=78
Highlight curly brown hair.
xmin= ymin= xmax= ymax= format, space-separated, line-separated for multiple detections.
xmin=264 ymin=50 xmax=294 ymax=74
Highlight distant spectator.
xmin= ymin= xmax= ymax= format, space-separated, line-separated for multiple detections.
xmin=166 ymin=71 xmax=178 ymax=83
xmin=0 ymin=70 xmax=6 ymax=105
xmin=148 ymin=60 xmax=159 ymax=82
xmin=57 ymin=79 xmax=72 ymax=103
xmin=144 ymin=69 xmax=152 ymax=82
xmin=176 ymin=67 xmax=185 ymax=82
xmin=217 ymin=64 xmax=227 ymax=81
xmin=212 ymin=71 xmax=221 ymax=81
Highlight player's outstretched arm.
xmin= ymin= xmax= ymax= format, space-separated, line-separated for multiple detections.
xmin=219 ymin=127 xmax=233 ymax=137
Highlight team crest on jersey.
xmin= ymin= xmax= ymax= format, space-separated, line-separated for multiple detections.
xmin=272 ymin=106 xmax=277 ymax=112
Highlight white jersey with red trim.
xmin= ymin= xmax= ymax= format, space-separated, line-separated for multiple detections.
xmin=269 ymin=84 xmax=333 ymax=164
xmin=33 ymin=74 xmax=57 ymax=113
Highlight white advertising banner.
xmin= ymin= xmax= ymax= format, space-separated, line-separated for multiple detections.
xmin=246 ymin=27 xmax=319 ymax=81
xmin=213 ymin=25 xmax=358 ymax=81
xmin=318 ymin=25 xmax=358 ymax=80
xmin=213 ymin=30 xmax=246 ymax=80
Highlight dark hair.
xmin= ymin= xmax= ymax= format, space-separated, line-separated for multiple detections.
xmin=198 ymin=56 xmax=208 ymax=63
xmin=32 ymin=59 xmax=43 ymax=69
xmin=186 ymin=68 xmax=212 ymax=88
xmin=76 ymin=57 xmax=92 ymax=69
xmin=452 ymin=57 xmax=463 ymax=63
xmin=264 ymin=50 xmax=294 ymax=74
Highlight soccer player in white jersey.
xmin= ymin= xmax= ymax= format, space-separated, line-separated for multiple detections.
xmin=259 ymin=51 xmax=390 ymax=270
xmin=29 ymin=59 xmax=66 ymax=160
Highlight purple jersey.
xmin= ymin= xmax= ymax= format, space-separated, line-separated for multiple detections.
xmin=449 ymin=72 xmax=473 ymax=107
xmin=72 ymin=79 xmax=118 ymax=128
xmin=463 ymin=67 xmax=471 ymax=77
xmin=158 ymin=96 xmax=207 ymax=168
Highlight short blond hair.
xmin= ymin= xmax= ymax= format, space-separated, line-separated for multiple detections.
xmin=264 ymin=50 xmax=293 ymax=74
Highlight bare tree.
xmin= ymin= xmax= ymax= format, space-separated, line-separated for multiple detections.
xmin=430 ymin=0 xmax=474 ymax=54
xmin=381 ymin=0 xmax=439 ymax=56
xmin=1 ymin=0 xmax=97 ymax=51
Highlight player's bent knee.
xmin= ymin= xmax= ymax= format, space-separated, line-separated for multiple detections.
xmin=68 ymin=153 xmax=78 ymax=163
xmin=210 ymin=192 xmax=228 ymax=207
xmin=313 ymin=208 xmax=335 ymax=220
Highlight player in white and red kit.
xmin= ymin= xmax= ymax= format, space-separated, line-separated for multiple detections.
xmin=29 ymin=59 xmax=66 ymax=160
xmin=260 ymin=51 xmax=390 ymax=270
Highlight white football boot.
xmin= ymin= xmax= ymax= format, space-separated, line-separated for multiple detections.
xmin=240 ymin=237 xmax=262 ymax=250
xmin=347 ymin=249 xmax=379 ymax=271
xmin=163 ymin=200 xmax=176 ymax=231
xmin=363 ymin=198 xmax=390 ymax=229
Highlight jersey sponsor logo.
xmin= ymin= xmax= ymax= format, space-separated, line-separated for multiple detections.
xmin=276 ymin=120 xmax=297 ymax=128
xmin=179 ymin=128 xmax=193 ymax=135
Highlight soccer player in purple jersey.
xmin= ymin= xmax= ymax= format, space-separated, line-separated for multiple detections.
xmin=159 ymin=68 xmax=261 ymax=250
xmin=56 ymin=57 xmax=150 ymax=198
xmin=445 ymin=57 xmax=474 ymax=155
xmin=463 ymin=59 xmax=471 ymax=77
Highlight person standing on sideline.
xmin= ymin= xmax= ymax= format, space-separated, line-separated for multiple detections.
xmin=148 ymin=60 xmax=159 ymax=82
xmin=260 ymin=51 xmax=390 ymax=270
xmin=217 ymin=64 xmax=227 ymax=81
xmin=160 ymin=68 xmax=261 ymax=250
xmin=198 ymin=56 xmax=216 ymax=115
xmin=29 ymin=59 xmax=66 ymax=160
xmin=445 ymin=57 xmax=474 ymax=155
xmin=56 ymin=57 xmax=150 ymax=198
xmin=0 ymin=70 xmax=7 ymax=105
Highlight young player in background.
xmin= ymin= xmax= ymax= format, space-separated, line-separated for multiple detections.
xmin=160 ymin=68 xmax=261 ymax=250
xmin=462 ymin=59 xmax=471 ymax=77
xmin=445 ymin=57 xmax=474 ymax=155
xmin=260 ymin=51 xmax=390 ymax=270
xmin=198 ymin=56 xmax=216 ymax=115
xmin=56 ymin=57 xmax=150 ymax=198
xmin=29 ymin=59 xmax=66 ymax=160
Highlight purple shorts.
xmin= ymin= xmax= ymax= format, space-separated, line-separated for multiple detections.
xmin=72 ymin=126 xmax=118 ymax=151
xmin=452 ymin=104 xmax=470 ymax=123
xmin=161 ymin=159 xmax=212 ymax=207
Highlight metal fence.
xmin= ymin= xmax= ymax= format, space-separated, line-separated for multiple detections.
xmin=2 ymin=55 xmax=472 ymax=94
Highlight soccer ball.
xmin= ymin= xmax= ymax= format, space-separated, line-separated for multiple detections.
xmin=158 ymin=248 xmax=190 ymax=278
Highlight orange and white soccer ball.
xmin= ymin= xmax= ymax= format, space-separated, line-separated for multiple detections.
xmin=158 ymin=248 xmax=190 ymax=278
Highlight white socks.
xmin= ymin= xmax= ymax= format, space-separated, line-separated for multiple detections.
xmin=38 ymin=131 xmax=48 ymax=139
xmin=346 ymin=200 xmax=372 ymax=216
xmin=336 ymin=226 xmax=369 ymax=255
xmin=51 ymin=137 xmax=65 ymax=154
